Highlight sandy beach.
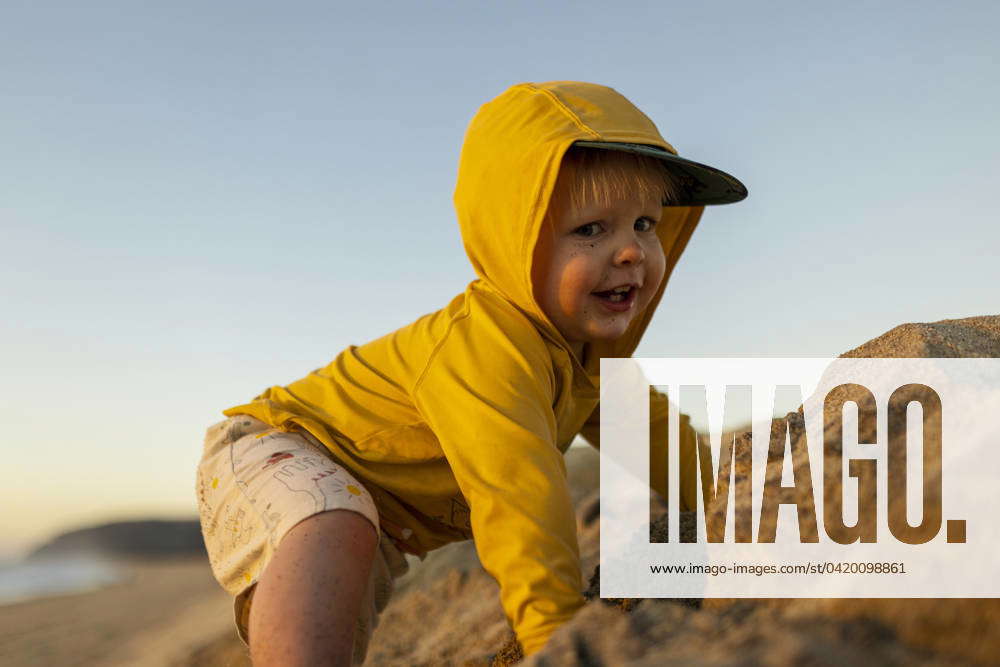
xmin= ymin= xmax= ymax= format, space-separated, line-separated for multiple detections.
xmin=0 ymin=556 xmax=246 ymax=667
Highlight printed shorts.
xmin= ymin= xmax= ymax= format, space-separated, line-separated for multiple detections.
xmin=195 ymin=414 xmax=409 ymax=664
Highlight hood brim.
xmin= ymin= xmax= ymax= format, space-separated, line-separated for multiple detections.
xmin=573 ymin=141 xmax=748 ymax=205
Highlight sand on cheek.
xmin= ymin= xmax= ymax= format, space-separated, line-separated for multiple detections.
xmin=554 ymin=252 xmax=598 ymax=315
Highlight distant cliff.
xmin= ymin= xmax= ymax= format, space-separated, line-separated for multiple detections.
xmin=28 ymin=519 xmax=206 ymax=560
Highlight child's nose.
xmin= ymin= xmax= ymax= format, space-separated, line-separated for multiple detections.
xmin=614 ymin=236 xmax=645 ymax=266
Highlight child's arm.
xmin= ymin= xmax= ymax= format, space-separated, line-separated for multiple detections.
xmin=412 ymin=319 xmax=584 ymax=656
xmin=579 ymin=386 xmax=707 ymax=511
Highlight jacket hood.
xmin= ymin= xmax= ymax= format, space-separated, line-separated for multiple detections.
xmin=453 ymin=81 xmax=704 ymax=371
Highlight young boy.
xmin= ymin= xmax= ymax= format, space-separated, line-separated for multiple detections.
xmin=195 ymin=81 xmax=746 ymax=665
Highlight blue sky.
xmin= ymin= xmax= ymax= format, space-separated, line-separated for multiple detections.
xmin=2 ymin=1 xmax=997 ymax=558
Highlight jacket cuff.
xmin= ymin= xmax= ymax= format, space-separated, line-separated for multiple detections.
xmin=518 ymin=625 xmax=558 ymax=657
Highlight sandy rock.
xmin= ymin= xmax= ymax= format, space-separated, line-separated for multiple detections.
xmin=530 ymin=598 xmax=956 ymax=666
xmin=841 ymin=315 xmax=1000 ymax=358
xmin=531 ymin=316 xmax=1000 ymax=666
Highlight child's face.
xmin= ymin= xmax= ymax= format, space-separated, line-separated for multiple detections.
xmin=533 ymin=187 xmax=667 ymax=355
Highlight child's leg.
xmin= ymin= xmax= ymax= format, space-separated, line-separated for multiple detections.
xmin=248 ymin=509 xmax=377 ymax=667
xmin=196 ymin=415 xmax=392 ymax=665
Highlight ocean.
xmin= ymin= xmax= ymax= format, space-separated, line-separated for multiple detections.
xmin=0 ymin=555 xmax=126 ymax=606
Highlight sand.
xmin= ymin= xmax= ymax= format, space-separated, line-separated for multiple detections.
xmin=0 ymin=556 xmax=244 ymax=667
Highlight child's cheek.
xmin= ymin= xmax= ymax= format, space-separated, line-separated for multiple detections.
xmin=556 ymin=256 xmax=597 ymax=313
xmin=652 ymin=250 xmax=666 ymax=286
xmin=640 ymin=248 xmax=667 ymax=308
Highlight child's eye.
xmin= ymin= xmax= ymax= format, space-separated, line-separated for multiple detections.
xmin=573 ymin=222 xmax=603 ymax=237
xmin=635 ymin=217 xmax=658 ymax=232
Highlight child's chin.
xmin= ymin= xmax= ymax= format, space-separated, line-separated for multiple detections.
xmin=585 ymin=326 xmax=632 ymax=344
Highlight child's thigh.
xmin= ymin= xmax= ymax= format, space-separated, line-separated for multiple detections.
xmin=194 ymin=415 xmax=386 ymax=641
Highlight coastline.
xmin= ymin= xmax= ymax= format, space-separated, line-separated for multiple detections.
xmin=0 ymin=554 xmax=127 ymax=607
xmin=0 ymin=555 xmax=241 ymax=667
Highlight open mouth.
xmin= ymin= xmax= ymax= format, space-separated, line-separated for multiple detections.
xmin=592 ymin=284 xmax=637 ymax=310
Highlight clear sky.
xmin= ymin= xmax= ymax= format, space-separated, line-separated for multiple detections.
xmin=3 ymin=1 xmax=998 ymax=559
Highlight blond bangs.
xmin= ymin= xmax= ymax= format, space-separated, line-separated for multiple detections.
xmin=554 ymin=146 xmax=679 ymax=213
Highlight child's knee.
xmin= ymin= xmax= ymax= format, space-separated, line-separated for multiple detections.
xmin=248 ymin=510 xmax=379 ymax=665
xmin=280 ymin=509 xmax=379 ymax=562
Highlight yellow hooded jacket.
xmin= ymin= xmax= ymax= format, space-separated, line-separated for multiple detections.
xmin=223 ymin=81 xmax=704 ymax=655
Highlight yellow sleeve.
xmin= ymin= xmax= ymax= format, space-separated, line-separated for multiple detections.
xmin=412 ymin=318 xmax=584 ymax=656
xmin=579 ymin=386 xmax=705 ymax=512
